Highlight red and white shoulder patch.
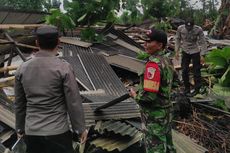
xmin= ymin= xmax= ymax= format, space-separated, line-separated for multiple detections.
xmin=143 ymin=61 xmax=161 ymax=93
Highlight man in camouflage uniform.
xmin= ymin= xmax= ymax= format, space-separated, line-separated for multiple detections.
xmin=130 ymin=29 xmax=176 ymax=153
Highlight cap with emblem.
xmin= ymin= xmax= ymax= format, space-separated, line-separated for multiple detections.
xmin=185 ymin=18 xmax=194 ymax=27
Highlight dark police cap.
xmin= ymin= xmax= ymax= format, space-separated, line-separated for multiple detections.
xmin=185 ymin=18 xmax=194 ymax=27
xmin=141 ymin=28 xmax=167 ymax=46
xmin=34 ymin=25 xmax=58 ymax=36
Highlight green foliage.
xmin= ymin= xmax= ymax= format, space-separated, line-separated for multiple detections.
xmin=153 ymin=21 xmax=172 ymax=32
xmin=220 ymin=67 xmax=230 ymax=87
xmin=45 ymin=9 xmax=76 ymax=35
xmin=140 ymin=0 xmax=180 ymax=20
xmin=0 ymin=0 xmax=52 ymax=11
xmin=80 ymin=28 xmax=104 ymax=43
xmin=213 ymin=98 xmax=229 ymax=112
xmin=205 ymin=47 xmax=230 ymax=69
xmin=205 ymin=47 xmax=230 ymax=87
xmin=137 ymin=51 xmax=150 ymax=60
xmin=64 ymin=0 xmax=120 ymax=26
xmin=117 ymin=10 xmax=143 ymax=25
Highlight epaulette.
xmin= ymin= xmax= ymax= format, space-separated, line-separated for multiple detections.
xmin=149 ymin=56 xmax=160 ymax=63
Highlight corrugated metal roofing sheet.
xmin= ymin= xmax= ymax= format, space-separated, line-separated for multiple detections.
xmin=0 ymin=8 xmax=47 ymax=24
xmin=60 ymin=43 xmax=92 ymax=57
xmin=95 ymin=120 xmax=139 ymax=137
xmin=0 ymin=99 xmax=141 ymax=129
xmin=100 ymin=26 xmax=144 ymax=51
xmin=91 ymin=39 xmax=138 ymax=58
xmin=91 ymin=132 xmax=143 ymax=152
xmin=104 ymin=54 xmax=145 ymax=73
xmin=60 ymin=44 xmax=128 ymax=100
xmin=83 ymin=101 xmax=141 ymax=127
xmin=0 ymin=143 xmax=6 ymax=153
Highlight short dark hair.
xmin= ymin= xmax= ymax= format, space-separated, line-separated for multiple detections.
xmin=146 ymin=28 xmax=167 ymax=49
xmin=37 ymin=33 xmax=59 ymax=50
xmin=34 ymin=25 xmax=59 ymax=50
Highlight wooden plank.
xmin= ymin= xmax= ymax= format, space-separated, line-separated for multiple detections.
xmin=208 ymin=39 xmax=230 ymax=46
xmin=105 ymin=54 xmax=144 ymax=74
xmin=60 ymin=37 xmax=92 ymax=48
xmin=0 ymin=24 xmax=44 ymax=29
xmin=114 ymin=39 xmax=141 ymax=53
xmin=0 ymin=104 xmax=15 ymax=129
xmin=0 ymin=77 xmax=15 ymax=88
xmin=172 ymin=130 xmax=208 ymax=153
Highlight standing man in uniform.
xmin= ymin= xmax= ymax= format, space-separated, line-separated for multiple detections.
xmin=14 ymin=25 xmax=88 ymax=153
xmin=130 ymin=29 xmax=176 ymax=153
xmin=175 ymin=18 xmax=207 ymax=96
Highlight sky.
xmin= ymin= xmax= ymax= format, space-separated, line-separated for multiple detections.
xmin=59 ymin=0 xmax=222 ymax=13
xmin=190 ymin=0 xmax=221 ymax=9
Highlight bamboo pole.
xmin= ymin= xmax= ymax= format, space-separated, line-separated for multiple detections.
xmin=0 ymin=24 xmax=45 ymax=30
xmin=0 ymin=66 xmax=18 ymax=73
xmin=0 ymin=76 xmax=15 ymax=88
xmin=0 ymin=39 xmax=39 ymax=50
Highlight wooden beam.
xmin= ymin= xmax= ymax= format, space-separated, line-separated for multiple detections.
xmin=0 ymin=24 xmax=45 ymax=30
xmin=0 ymin=66 xmax=18 ymax=73
xmin=0 ymin=39 xmax=38 ymax=50
xmin=60 ymin=37 xmax=92 ymax=48
xmin=0 ymin=76 xmax=15 ymax=88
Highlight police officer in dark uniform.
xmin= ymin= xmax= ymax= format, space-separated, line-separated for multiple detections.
xmin=14 ymin=25 xmax=88 ymax=153
xmin=130 ymin=29 xmax=176 ymax=153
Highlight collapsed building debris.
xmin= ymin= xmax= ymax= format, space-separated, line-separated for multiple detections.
xmin=1 ymin=7 xmax=230 ymax=153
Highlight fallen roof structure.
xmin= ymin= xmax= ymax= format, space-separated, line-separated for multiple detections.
xmin=0 ymin=7 xmax=48 ymax=24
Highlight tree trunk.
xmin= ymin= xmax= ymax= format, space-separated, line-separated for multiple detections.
xmin=209 ymin=0 xmax=230 ymax=39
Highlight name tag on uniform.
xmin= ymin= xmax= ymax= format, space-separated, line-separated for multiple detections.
xmin=144 ymin=62 xmax=160 ymax=93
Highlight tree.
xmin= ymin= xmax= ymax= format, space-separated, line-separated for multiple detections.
xmin=45 ymin=9 xmax=76 ymax=36
xmin=210 ymin=0 xmax=230 ymax=38
xmin=0 ymin=0 xmax=53 ymax=11
xmin=64 ymin=0 xmax=121 ymax=26
xmin=140 ymin=0 xmax=180 ymax=21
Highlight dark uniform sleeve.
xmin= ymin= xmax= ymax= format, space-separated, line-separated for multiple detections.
xmin=63 ymin=63 xmax=86 ymax=134
xmin=14 ymin=66 xmax=27 ymax=132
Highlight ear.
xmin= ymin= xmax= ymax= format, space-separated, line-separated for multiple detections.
xmin=157 ymin=42 xmax=163 ymax=50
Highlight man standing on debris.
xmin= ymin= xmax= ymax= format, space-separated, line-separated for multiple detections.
xmin=175 ymin=18 xmax=207 ymax=96
xmin=14 ymin=25 xmax=88 ymax=153
xmin=130 ymin=29 xmax=176 ymax=153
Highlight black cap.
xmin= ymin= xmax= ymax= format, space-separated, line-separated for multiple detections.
xmin=185 ymin=18 xmax=194 ymax=27
xmin=34 ymin=25 xmax=58 ymax=36
xmin=141 ymin=28 xmax=167 ymax=47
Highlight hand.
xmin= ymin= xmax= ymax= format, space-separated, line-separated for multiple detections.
xmin=16 ymin=129 xmax=24 ymax=139
xmin=200 ymin=56 xmax=205 ymax=65
xmin=80 ymin=129 xmax=88 ymax=144
xmin=129 ymin=88 xmax=137 ymax=98
xmin=175 ymin=52 xmax=179 ymax=61
xmin=17 ymin=132 xmax=24 ymax=139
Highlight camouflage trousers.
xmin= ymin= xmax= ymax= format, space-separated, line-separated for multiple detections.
xmin=142 ymin=106 xmax=176 ymax=153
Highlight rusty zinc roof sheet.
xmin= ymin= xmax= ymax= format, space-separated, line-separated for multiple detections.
xmin=91 ymin=131 xmax=143 ymax=152
xmin=94 ymin=120 xmax=139 ymax=137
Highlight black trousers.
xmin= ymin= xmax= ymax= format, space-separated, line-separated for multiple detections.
xmin=182 ymin=52 xmax=201 ymax=91
xmin=25 ymin=131 xmax=75 ymax=153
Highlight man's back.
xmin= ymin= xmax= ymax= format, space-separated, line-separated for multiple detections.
xmin=16 ymin=51 xmax=71 ymax=135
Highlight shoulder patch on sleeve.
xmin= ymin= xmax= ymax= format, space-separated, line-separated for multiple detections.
xmin=144 ymin=61 xmax=160 ymax=93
